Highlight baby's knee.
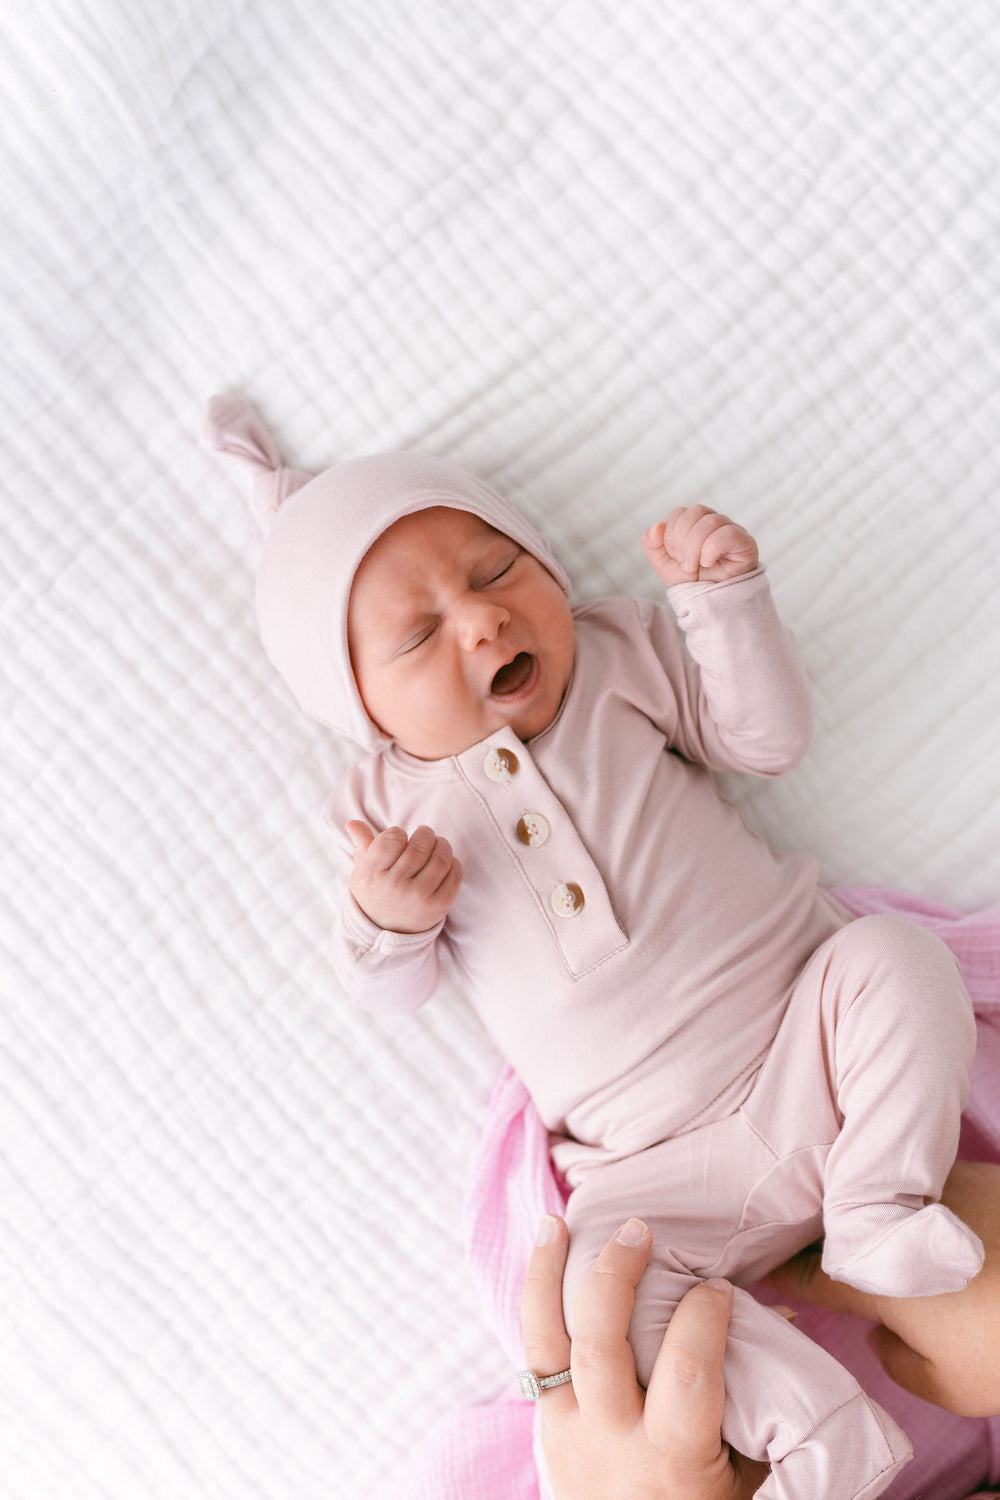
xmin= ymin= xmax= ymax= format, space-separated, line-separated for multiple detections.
xmin=840 ymin=913 xmax=971 ymax=1014
xmin=844 ymin=911 xmax=958 ymax=971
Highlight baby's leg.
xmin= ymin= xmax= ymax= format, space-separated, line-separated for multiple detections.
xmin=754 ymin=912 xmax=983 ymax=1297
xmin=561 ymin=1134 xmax=912 ymax=1500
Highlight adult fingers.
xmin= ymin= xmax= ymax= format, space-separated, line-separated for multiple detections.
xmin=643 ymin=1278 xmax=733 ymax=1465
xmin=569 ymin=1219 xmax=651 ymax=1428
xmin=868 ymin=1326 xmax=948 ymax=1408
xmin=761 ymin=1248 xmax=885 ymax=1323
xmin=519 ymin=1215 xmax=576 ymax=1417
xmin=869 ymin=1318 xmax=998 ymax=1419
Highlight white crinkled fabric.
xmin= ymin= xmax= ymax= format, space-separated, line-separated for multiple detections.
xmin=3 ymin=2 xmax=1000 ymax=1497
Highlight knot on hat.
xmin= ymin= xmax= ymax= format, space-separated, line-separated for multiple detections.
xmin=204 ymin=393 xmax=313 ymax=530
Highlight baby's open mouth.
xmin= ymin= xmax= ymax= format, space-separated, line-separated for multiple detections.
xmin=490 ymin=652 xmax=535 ymax=697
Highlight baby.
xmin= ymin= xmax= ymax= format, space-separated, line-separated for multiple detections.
xmin=206 ymin=394 xmax=984 ymax=1500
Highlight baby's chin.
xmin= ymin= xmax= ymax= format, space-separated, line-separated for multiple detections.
xmin=388 ymin=657 xmax=572 ymax=758
xmin=392 ymin=700 xmax=561 ymax=760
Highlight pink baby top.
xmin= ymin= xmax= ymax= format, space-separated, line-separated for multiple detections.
xmin=326 ymin=567 xmax=851 ymax=1180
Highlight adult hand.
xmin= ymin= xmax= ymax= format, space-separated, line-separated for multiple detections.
xmin=520 ymin=1214 xmax=770 ymax=1500
xmin=763 ymin=1161 xmax=1000 ymax=1418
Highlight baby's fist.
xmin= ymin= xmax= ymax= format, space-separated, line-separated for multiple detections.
xmin=346 ymin=821 xmax=463 ymax=934
xmin=642 ymin=505 xmax=759 ymax=588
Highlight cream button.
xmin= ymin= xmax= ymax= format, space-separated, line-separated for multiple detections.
xmin=484 ymin=747 xmax=519 ymax=783
xmin=551 ymin=882 xmax=585 ymax=918
xmin=516 ymin=812 xmax=550 ymax=848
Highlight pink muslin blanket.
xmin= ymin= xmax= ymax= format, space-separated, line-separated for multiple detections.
xmin=390 ymin=886 xmax=1000 ymax=1500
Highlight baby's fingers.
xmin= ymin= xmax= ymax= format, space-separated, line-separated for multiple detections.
xmin=345 ymin=819 xmax=375 ymax=855
xmin=674 ymin=511 xmax=728 ymax=574
xmin=640 ymin=519 xmax=667 ymax=554
xmin=699 ymin=520 xmax=757 ymax=571
xmin=412 ymin=835 xmax=456 ymax=888
xmin=392 ymin=825 xmax=441 ymax=878
xmin=363 ymin=826 xmax=410 ymax=873
xmin=432 ymin=856 xmax=463 ymax=907
xmin=662 ymin=505 xmax=711 ymax=561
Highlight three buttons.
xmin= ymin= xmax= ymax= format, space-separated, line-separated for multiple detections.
xmin=484 ymin=746 xmax=583 ymax=918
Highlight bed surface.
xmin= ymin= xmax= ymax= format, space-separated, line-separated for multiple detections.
xmin=4 ymin=2 xmax=1000 ymax=1495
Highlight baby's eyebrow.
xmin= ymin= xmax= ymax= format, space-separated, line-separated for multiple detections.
xmin=474 ymin=535 xmax=520 ymax=566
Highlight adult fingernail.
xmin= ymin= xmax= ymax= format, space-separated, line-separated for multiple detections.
xmin=536 ymin=1215 xmax=559 ymax=1246
xmin=703 ymin=1278 xmax=732 ymax=1293
xmin=615 ymin=1218 xmax=649 ymax=1247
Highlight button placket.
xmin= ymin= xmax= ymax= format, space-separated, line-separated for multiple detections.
xmin=461 ymin=736 xmax=627 ymax=975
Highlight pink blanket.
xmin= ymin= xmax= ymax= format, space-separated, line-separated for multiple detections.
xmin=391 ymin=887 xmax=1000 ymax=1500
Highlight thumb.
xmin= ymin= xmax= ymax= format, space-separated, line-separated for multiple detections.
xmin=345 ymin=820 xmax=375 ymax=856
xmin=867 ymin=1325 xmax=940 ymax=1405
xmin=761 ymin=1247 xmax=884 ymax=1322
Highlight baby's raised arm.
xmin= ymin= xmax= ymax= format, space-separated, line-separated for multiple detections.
xmin=632 ymin=506 xmax=812 ymax=778
xmin=346 ymin=820 xmax=463 ymax=934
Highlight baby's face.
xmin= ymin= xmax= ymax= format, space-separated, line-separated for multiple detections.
xmin=347 ymin=507 xmax=575 ymax=759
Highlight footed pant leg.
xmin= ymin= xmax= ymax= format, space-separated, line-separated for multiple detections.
xmin=782 ymin=913 xmax=982 ymax=1295
xmin=561 ymin=1126 xmax=913 ymax=1500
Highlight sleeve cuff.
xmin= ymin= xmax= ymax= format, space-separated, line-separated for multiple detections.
xmin=341 ymin=891 xmax=446 ymax=954
xmin=664 ymin=563 xmax=766 ymax=608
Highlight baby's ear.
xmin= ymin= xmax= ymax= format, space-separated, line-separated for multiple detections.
xmin=203 ymin=393 xmax=313 ymax=531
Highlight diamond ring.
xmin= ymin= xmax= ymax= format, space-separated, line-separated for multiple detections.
xmin=517 ymin=1367 xmax=573 ymax=1401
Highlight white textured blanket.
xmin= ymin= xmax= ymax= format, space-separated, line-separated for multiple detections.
xmin=4 ymin=2 xmax=999 ymax=1496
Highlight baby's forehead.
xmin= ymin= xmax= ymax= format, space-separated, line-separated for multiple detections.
xmin=386 ymin=503 xmax=504 ymax=544
xmin=363 ymin=505 xmax=511 ymax=572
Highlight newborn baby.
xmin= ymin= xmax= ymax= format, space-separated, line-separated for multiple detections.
xmin=206 ymin=394 xmax=984 ymax=1500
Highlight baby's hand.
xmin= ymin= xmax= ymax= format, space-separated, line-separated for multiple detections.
xmin=345 ymin=821 xmax=463 ymax=934
xmin=642 ymin=505 xmax=759 ymax=589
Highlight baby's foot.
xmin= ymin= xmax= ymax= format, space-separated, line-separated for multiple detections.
xmin=822 ymin=1202 xmax=984 ymax=1297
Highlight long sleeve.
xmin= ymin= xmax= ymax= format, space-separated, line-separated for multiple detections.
xmin=324 ymin=771 xmax=445 ymax=1015
xmin=641 ymin=565 xmax=813 ymax=775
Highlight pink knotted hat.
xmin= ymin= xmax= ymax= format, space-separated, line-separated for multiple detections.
xmin=204 ymin=394 xmax=571 ymax=750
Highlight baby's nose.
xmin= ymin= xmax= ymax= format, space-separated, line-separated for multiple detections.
xmin=456 ymin=597 xmax=510 ymax=649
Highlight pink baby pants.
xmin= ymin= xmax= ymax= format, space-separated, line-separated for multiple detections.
xmin=560 ymin=914 xmax=983 ymax=1500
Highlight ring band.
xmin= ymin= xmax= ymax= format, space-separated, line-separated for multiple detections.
xmin=517 ymin=1367 xmax=573 ymax=1401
